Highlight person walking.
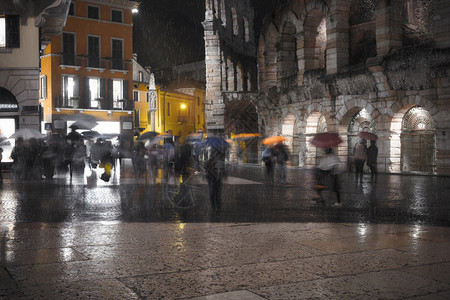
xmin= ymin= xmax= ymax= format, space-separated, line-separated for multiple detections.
xmin=316 ymin=148 xmax=342 ymax=206
xmin=366 ymin=140 xmax=378 ymax=183
xmin=262 ymin=146 xmax=274 ymax=184
xmin=274 ymin=142 xmax=289 ymax=185
xmin=205 ymin=145 xmax=227 ymax=214
xmin=353 ymin=138 xmax=367 ymax=184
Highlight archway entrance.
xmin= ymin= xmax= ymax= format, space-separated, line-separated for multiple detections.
xmin=305 ymin=112 xmax=327 ymax=167
xmin=281 ymin=113 xmax=297 ymax=165
xmin=347 ymin=108 xmax=376 ymax=171
xmin=225 ymin=100 xmax=259 ymax=163
xmin=400 ymin=106 xmax=435 ymax=173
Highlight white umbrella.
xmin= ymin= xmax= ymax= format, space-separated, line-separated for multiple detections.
xmin=10 ymin=128 xmax=44 ymax=139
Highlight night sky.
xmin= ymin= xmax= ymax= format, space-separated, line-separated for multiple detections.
xmin=132 ymin=0 xmax=290 ymax=73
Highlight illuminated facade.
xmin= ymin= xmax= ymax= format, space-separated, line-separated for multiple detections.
xmin=133 ymin=59 xmax=206 ymax=140
xmin=40 ymin=0 xmax=138 ymax=136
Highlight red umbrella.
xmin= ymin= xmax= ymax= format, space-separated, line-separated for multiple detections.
xmin=357 ymin=131 xmax=378 ymax=140
xmin=310 ymin=132 xmax=343 ymax=148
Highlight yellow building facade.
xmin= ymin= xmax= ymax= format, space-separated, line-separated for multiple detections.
xmin=40 ymin=0 xmax=138 ymax=136
xmin=132 ymin=62 xmax=206 ymax=141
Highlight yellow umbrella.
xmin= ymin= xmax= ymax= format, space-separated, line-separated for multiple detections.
xmin=234 ymin=133 xmax=260 ymax=139
xmin=262 ymin=136 xmax=287 ymax=145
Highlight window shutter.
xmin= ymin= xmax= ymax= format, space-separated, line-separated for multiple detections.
xmin=84 ymin=77 xmax=90 ymax=106
xmin=107 ymin=79 xmax=113 ymax=109
xmin=73 ymin=77 xmax=79 ymax=98
xmin=6 ymin=15 xmax=20 ymax=48
xmin=123 ymin=80 xmax=128 ymax=100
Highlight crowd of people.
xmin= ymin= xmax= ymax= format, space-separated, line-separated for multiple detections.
xmin=3 ymin=130 xmax=122 ymax=182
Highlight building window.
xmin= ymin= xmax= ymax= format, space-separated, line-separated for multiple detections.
xmin=87 ymin=36 xmax=100 ymax=67
xmin=111 ymin=9 xmax=123 ymax=23
xmin=167 ymin=102 xmax=170 ymax=116
xmin=139 ymin=71 xmax=143 ymax=82
xmin=133 ymin=90 xmax=139 ymax=102
xmin=0 ymin=15 xmax=20 ymax=48
xmin=68 ymin=2 xmax=75 ymax=16
xmin=87 ymin=6 xmax=99 ymax=19
xmin=40 ymin=75 xmax=47 ymax=99
xmin=111 ymin=39 xmax=123 ymax=69
xmin=62 ymin=32 xmax=75 ymax=65
xmin=197 ymin=97 xmax=200 ymax=106
xmin=62 ymin=75 xmax=79 ymax=107
xmin=89 ymin=77 xmax=101 ymax=107
xmin=146 ymin=93 xmax=149 ymax=102
xmin=112 ymin=79 xmax=123 ymax=109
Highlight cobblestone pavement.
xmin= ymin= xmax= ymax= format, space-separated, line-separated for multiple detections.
xmin=1 ymin=162 xmax=450 ymax=299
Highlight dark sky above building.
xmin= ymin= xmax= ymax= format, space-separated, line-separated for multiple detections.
xmin=132 ymin=0 xmax=289 ymax=72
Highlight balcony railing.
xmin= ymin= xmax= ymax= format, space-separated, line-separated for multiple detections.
xmin=60 ymin=54 xmax=82 ymax=67
xmin=55 ymin=96 xmax=132 ymax=111
xmin=58 ymin=53 xmax=129 ymax=72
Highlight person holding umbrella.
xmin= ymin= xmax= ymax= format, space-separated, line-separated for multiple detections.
xmin=316 ymin=148 xmax=342 ymax=206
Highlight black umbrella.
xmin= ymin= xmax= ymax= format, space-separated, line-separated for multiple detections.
xmin=138 ymin=131 xmax=160 ymax=140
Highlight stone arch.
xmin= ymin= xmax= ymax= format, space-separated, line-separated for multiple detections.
xmin=389 ymin=96 xmax=438 ymax=173
xmin=349 ymin=0 xmax=377 ymax=65
xmin=301 ymin=0 xmax=328 ymax=71
xmin=304 ymin=110 xmax=330 ymax=167
xmin=281 ymin=112 xmax=297 ymax=165
xmin=236 ymin=62 xmax=243 ymax=91
xmin=277 ymin=10 xmax=302 ymax=90
xmin=263 ymin=22 xmax=278 ymax=90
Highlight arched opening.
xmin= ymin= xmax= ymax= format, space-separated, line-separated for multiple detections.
xmin=236 ymin=62 xmax=243 ymax=91
xmin=402 ymin=0 xmax=434 ymax=47
xmin=225 ymin=100 xmax=259 ymax=163
xmin=305 ymin=112 xmax=327 ymax=167
xmin=347 ymin=108 xmax=376 ymax=171
xmin=231 ymin=7 xmax=238 ymax=35
xmin=281 ymin=113 xmax=297 ymax=165
xmin=278 ymin=20 xmax=298 ymax=90
xmin=264 ymin=24 xmax=278 ymax=89
xmin=227 ymin=56 xmax=234 ymax=91
xmin=349 ymin=0 xmax=376 ymax=66
xmin=304 ymin=9 xmax=326 ymax=71
xmin=401 ymin=106 xmax=435 ymax=173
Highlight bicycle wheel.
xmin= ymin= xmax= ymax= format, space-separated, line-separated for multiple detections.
xmin=163 ymin=175 xmax=196 ymax=209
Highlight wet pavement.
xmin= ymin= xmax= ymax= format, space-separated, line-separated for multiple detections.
xmin=1 ymin=160 xmax=450 ymax=299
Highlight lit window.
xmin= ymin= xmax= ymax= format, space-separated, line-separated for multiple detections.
xmin=0 ymin=15 xmax=20 ymax=48
xmin=139 ymin=71 xmax=143 ymax=82
xmin=89 ymin=77 xmax=101 ymax=108
xmin=0 ymin=16 xmax=6 ymax=47
xmin=113 ymin=79 xmax=123 ymax=109
xmin=40 ymin=75 xmax=47 ymax=99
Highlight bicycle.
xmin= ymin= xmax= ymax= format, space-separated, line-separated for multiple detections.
xmin=161 ymin=171 xmax=201 ymax=209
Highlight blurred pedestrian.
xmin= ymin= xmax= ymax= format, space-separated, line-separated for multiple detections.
xmin=366 ymin=140 xmax=378 ymax=183
xmin=353 ymin=138 xmax=367 ymax=184
xmin=316 ymin=148 xmax=342 ymax=206
xmin=262 ymin=146 xmax=274 ymax=184
xmin=204 ymin=140 xmax=228 ymax=214
xmin=11 ymin=137 xmax=26 ymax=180
xmin=0 ymin=147 xmax=3 ymax=184
xmin=132 ymin=141 xmax=146 ymax=177
xmin=274 ymin=142 xmax=289 ymax=185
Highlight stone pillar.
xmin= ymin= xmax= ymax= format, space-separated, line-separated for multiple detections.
xmin=375 ymin=0 xmax=403 ymax=56
xmin=203 ymin=16 xmax=225 ymax=135
xmin=326 ymin=1 xmax=350 ymax=75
